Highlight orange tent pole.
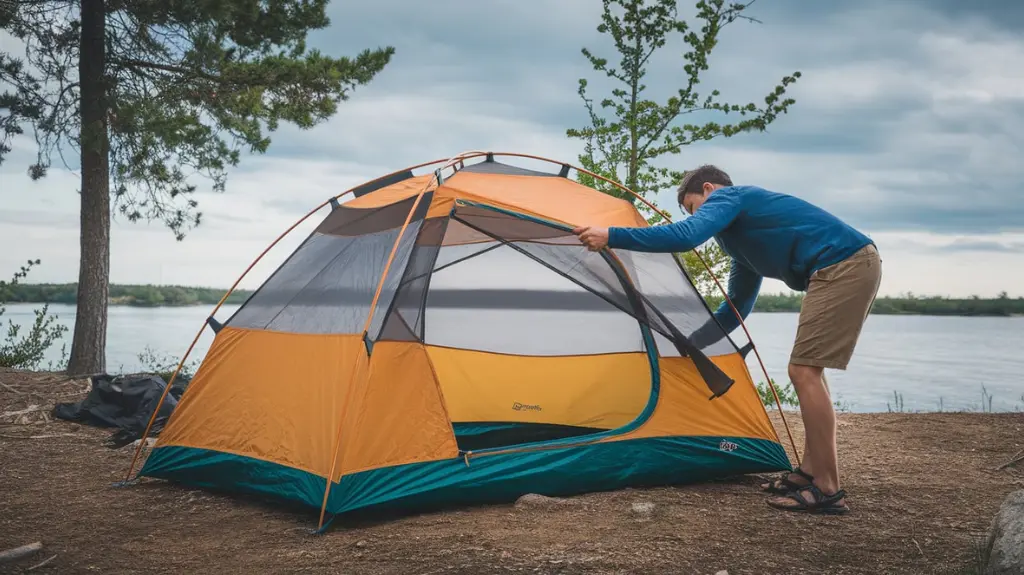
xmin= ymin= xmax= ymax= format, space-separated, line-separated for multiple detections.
xmin=121 ymin=159 xmax=455 ymax=484
xmin=447 ymin=152 xmax=800 ymax=466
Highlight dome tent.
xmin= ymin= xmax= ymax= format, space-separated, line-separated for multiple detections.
xmin=128 ymin=151 xmax=794 ymax=531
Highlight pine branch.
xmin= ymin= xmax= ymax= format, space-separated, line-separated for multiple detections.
xmin=113 ymin=57 xmax=225 ymax=84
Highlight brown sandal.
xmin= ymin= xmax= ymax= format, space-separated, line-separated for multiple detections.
xmin=760 ymin=466 xmax=813 ymax=494
xmin=767 ymin=483 xmax=849 ymax=515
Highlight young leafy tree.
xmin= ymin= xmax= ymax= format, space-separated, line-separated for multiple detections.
xmin=0 ymin=0 xmax=394 ymax=374
xmin=566 ymin=0 xmax=800 ymax=300
xmin=0 ymin=259 xmax=69 ymax=370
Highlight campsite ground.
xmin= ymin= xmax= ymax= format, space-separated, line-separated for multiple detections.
xmin=1 ymin=368 xmax=1020 ymax=574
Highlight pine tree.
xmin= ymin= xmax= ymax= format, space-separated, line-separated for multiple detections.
xmin=1 ymin=0 xmax=394 ymax=374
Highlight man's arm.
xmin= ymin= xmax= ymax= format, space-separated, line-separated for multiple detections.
xmin=607 ymin=191 xmax=742 ymax=253
xmin=712 ymin=259 xmax=762 ymax=334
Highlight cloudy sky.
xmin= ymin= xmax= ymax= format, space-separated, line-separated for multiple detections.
xmin=1 ymin=0 xmax=1022 ymax=297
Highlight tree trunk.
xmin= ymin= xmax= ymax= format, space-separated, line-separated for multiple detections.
xmin=626 ymin=2 xmax=642 ymax=201
xmin=67 ymin=0 xmax=109 ymax=376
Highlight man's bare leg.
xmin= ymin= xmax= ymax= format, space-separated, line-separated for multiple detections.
xmin=759 ymin=371 xmax=828 ymax=492
xmin=767 ymin=362 xmax=844 ymax=508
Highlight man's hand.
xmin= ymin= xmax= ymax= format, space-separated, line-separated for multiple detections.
xmin=573 ymin=226 xmax=610 ymax=252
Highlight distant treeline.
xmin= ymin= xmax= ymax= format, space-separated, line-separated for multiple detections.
xmin=0 ymin=283 xmax=254 ymax=307
xmin=734 ymin=292 xmax=1023 ymax=317
xmin=2 ymin=284 xmax=1022 ymax=316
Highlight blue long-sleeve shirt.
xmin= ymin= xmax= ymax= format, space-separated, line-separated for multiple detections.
xmin=608 ymin=185 xmax=873 ymax=334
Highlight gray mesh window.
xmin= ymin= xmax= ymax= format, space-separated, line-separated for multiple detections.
xmin=375 ymin=218 xmax=448 ymax=342
xmin=226 ymin=194 xmax=431 ymax=335
xmin=628 ymin=252 xmax=737 ymax=358
xmin=430 ymin=202 xmax=735 ymax=396
xmin=421 ymin=242 xmax=645 ymax=355
xmin=227 ymin=224 xmax=421 ymax=334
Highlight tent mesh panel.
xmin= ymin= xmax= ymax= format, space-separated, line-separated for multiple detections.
xmin=447 ymin=204 xmax=733 ymax=394
xmin=226 ymin=193 xmax=431 ymax=335
xmin=376 ymin=217 xmax=449 ymax=342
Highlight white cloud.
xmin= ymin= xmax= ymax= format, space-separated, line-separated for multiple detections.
xmin=1 ymin=0 xmax=1022 ymax=299
xmin=274 ymin=93 xmax=582 ymax=166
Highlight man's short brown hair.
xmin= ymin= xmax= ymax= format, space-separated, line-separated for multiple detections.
xmin=676 ymin=164 xmax=733 ymax=204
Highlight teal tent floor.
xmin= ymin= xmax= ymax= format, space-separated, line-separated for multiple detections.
xmin=140 ymin=434 xmax=791 ymax=521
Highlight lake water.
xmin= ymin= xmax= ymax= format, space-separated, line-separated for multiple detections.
xmin=3 ymin=303 xmax=1023 ymax=413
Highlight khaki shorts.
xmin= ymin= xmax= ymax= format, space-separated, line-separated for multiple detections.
xmin=790 ymin=244 xmax=882 ymax=370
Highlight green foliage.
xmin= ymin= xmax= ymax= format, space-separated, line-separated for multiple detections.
xmin=869 ymin=293 xmax=1024 ymax=316
xmin=755 ymin=378 xmax=798 ymax=409
xmin=1 ymin=0 xmax=394 ymax=239
xmin=567 ymin=0 xmax=800 ymax=224
xmin=755 ymin=378 xmax=848 ymax=412
xmin=679 ymin=242 xmax=730 ymax=303
xmin=749 ymin=291 xmax=802 ymax=312
xmin=0 ymin=260 xmax=69 ymax=369
xmin=2 ymin=282 xmax=253 ymax=306
xmin=135 ymin=346 xmax=201 ymax=382
xmin=753 ymin=292 xmax=1024 ymax=317
xmin=566 ymin=0 xmax=798 ymax=308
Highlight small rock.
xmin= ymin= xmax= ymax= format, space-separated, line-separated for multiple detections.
xmin=715 ymin=571 xmax=729 ymax=575
xmin=514 ymin=493 xmax=579 ymax=510
xmin=630 ymin=501 xmax=655 ymax=521
xmin=121 ymin=437 xmax=156 ymax=450
xmin=631 ymin=502 xmax=655 ymax=514
xmin=355 ymin=540 xmax=367 ymax=548
xmin=985 ymin=490 xmax=1024 ymax=574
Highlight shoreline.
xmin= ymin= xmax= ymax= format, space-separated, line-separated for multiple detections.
xmin=3 ymin=283 xmax=1022 ymax=316
xmin=5 ymin=299 xmax=1023 ymax=317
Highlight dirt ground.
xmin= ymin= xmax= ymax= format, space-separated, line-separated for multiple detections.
xmin=1 ymin=368 xmax=1021 ymax=575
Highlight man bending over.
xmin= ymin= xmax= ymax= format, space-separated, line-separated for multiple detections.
xmin=573 ymin=164 xmax=881 ymax=515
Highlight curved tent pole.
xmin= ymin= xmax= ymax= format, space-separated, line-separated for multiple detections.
xmin=120 ymin=158 xmax=457 ymax=484
xmin=454 ymin=151 xmax=800 ymax=466
xmin=314 ymin=150 xmax=483 ymax=532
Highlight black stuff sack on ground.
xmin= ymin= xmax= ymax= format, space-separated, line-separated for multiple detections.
xmin=53 ymin=373 xmax=191 ymax=448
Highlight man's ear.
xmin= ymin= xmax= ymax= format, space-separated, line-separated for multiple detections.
xmin=702 ymin=182 xmax=715 ymax=195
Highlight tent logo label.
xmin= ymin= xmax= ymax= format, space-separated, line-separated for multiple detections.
xmin=512 ymin=402 xmax=542 ymax=412
xmin=718 ymin=440 xmax=739 ymax=452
